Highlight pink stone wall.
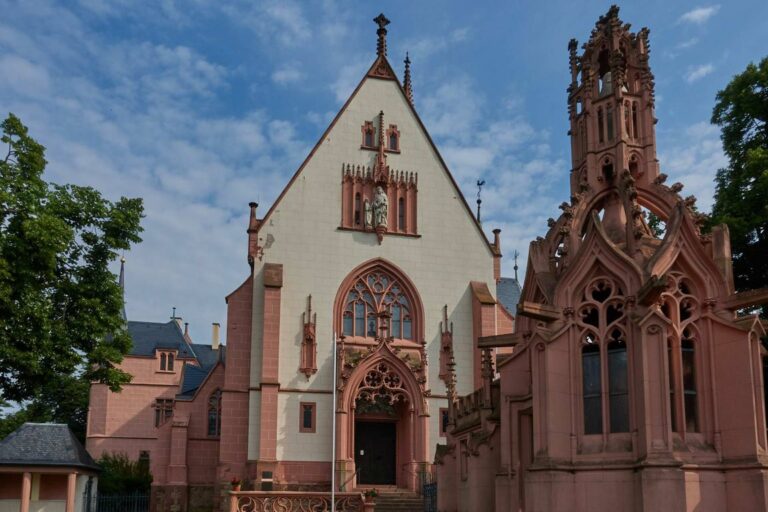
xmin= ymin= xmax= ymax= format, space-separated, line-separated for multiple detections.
xmin=39 ymin=474 xmax=68 ymax=500
xmin=0 ymin=473 xmax=21 ymax=498
xmin=219 ymin=276 xmax=253 ymax=481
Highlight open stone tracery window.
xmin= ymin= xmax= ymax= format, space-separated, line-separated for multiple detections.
xmin=577 ymin=276 xmax=629 ymax=435
xmin=661 ymin=271 xmax=700 ymax=434
xmin=342 ymin=270 xmax=414 ymax=341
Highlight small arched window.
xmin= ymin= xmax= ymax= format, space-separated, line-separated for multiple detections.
xmin=160 ymin=353 xmax=167 ymax=371
xmin=362 ymin=121 xmax=375 ymax=148
xmin=167 ymin=353 xmax=175 ymax=372
xmin=387 ymin=124 xmax=400 ymax=151
xmin=398 ymin=197 xmax=405 ymax=231
xmin=340 ymin=267 xmax=417 ymax=341
xmin=208 ymin=389 xmax=222 ymax=437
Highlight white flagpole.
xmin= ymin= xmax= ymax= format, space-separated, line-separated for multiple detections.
xmin=331 ymin=331 xmax=337 ymax=512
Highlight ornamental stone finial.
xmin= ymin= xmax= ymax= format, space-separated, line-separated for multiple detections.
xmin=374 ymin=13 xmax=390 ymax=57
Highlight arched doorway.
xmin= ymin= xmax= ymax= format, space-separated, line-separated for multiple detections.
xmin=333 ymin=259 xmax=431 ymax=491
xmin=336 ymin=342 xmax=430 ymax=491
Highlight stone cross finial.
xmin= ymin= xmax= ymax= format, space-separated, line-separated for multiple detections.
xmin=374 ymin=13 xmax=390 ymax=56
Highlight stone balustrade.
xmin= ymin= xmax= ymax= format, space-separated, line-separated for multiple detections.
xmin=228 ymin=491 xmax=374 ymax=512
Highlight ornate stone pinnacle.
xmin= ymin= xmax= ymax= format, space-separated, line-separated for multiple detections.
xmin=403 ymin=52 xmax=413 ymax=105
xmin=374 ymin=13 xmax=390 ymax=57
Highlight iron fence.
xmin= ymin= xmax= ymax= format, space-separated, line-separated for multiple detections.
xmin=423 ymin=482 xmax=437 ymax=512
xmin=83 ymin=491 xmax=149 ymax=512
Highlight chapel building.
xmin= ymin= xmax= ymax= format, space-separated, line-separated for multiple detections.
xmin=85 ymin=14 xmax=518 ymax=510
xmin=436 ymin=6 xmax=768 ymax=512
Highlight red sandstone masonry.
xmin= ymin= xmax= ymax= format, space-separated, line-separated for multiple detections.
xmin=219 ymin=276 xmax=254 ymax=480
xmin=258 ymin=265 xmax=283 ymax=466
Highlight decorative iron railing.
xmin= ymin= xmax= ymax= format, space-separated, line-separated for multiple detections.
xmin=228 ymin=491 xmax=371 ymax=512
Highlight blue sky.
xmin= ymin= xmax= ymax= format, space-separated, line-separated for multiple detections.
xmin=0 ymin=0 xmax=765 ymax=342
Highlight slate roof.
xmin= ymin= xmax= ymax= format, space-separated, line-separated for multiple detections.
xmin=191 ymin=343 xmax=225 ymax=371
xmin=127 ymin=320 xmax=197 ymax=359
xmin=497 ymin=277 xmax=522 ymax=314
xmin=0 ymin=423 xmax=100 ymax=471
xmin=179 ymin=364 xmax=211 ymax=397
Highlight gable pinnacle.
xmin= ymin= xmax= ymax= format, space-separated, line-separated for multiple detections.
xmin=403 ymin=52 xmax=413 ymax=105
xmin=374 ymin=13 xmax=390 ymax=57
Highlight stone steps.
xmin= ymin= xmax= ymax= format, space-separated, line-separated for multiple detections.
xmin=371 ymin=491 xmax=424 ymax=512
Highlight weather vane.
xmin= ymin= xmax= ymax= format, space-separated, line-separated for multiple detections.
xmin=476 ymin=179 xmax=486 ymax=222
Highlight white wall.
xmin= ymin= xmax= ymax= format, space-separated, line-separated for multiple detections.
xmin=246 ymin=74 xmax=500 ymax=463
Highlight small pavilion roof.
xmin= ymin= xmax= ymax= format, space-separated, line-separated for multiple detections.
xmin=0 ymin=423 xmax=100 ymax=471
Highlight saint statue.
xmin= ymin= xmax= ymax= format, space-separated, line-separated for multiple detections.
xmin=373 ymin=186 xmax=388 ymax=228
xmin=600 ymin=71 xmax=613 ymax=96
xmin=364 ymin=199 xmax=373 ymax=228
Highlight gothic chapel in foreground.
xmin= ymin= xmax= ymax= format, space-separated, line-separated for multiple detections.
xmin=437 ymin=7 xmax=768 ymax=512
xmin=87 ymin=13 xmax=518 ymax=510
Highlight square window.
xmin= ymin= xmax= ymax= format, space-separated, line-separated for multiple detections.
xmin=300 ymin=402 xmax=316 ymax=433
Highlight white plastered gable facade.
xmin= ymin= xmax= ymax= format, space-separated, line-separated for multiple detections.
xmin=246 ymin=58 xmax=501 ymax=464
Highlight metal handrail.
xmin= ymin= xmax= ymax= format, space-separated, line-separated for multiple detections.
xmin=339 ymin=466 xmax=361 ymax=491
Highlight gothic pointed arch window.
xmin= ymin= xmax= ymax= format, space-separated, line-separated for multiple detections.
xmin=577 ymin=275 xmax=629 ymax=435
xmin=338 ymin=263 xmax=421 ymax=342
xmin=661 ymin=271 xmax=701 ymax=434
xmin=207 ymin=389 xmax=222 ymax=437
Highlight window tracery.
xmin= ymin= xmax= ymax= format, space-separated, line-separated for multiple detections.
xmin=207 ymin=389 xmax=221 ymax=437
xmin=661 ymin=271 xmax=700 ymax=433
xmin=577 ymin=276 xmax=629 ymax=434
xmin=356 ymin=361 xmax=409 ymax=406
xmin=341 ymin=269 xmax=414 ymax=341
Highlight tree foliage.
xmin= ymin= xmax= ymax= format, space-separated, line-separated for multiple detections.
xmin=0 ymin=375 xmax=90 ymax=442
xmin=710 ymin=57 xmax=768 ymax=312
xmin=0 ymin=113 xmax=144 ymax=402
xmin=97 ymin=452 xmax=153 ymax=494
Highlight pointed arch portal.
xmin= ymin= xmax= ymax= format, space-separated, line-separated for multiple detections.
xmin=334 ymin=259 xmax=430 ymax=491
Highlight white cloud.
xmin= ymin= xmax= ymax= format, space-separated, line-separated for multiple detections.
xmin=0 ymin=54 xmax=51 ymax=97
xmin=0 ymin=4 xmax=307 ymax=341
xmin=677 ymin=38 xmax=699 ymax=50
xmin=330 ymin=57 xmax=368 ymax=103
xmin=224 ymin=0 xmax=311 ymax=47
xmin=271 ymin=64 xmax=304 ymax=85
xmin=678 ymin=5 xmax=720 ymax=24
xmin=685 ymin=63 xmax=714 ymax=83
xmin=400 ymin=26 xmax=470 ymax=60
xmin=658 ymin=122 xmax=726 ymax=212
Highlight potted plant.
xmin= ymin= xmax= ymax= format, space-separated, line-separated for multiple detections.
xmin=363 ymin=488 xmax=379 ymax=503
xmin=230 ymin=477 xmax=242 ymax=492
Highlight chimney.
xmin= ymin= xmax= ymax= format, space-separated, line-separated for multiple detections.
xmin=212 ymin=323 xmax=221 ymax=350
xmin=184 ymin=322 xmax=189 ymax=336
xmin=492 ymin=228 xmax=502 ymax=283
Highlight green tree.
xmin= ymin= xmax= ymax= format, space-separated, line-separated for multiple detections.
xmin=0 ymin=113 xmax=143 ymax=403
xmin=97 ymin=452 xmax=153 ymax=494
xmin=710 ymin=57 xmax=768 ymax=314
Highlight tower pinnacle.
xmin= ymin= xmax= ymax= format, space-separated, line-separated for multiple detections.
xmin=374 ymin=13 xmax=390 ymax=57
xmin=403 ymin=52 xmax=413 ymax=105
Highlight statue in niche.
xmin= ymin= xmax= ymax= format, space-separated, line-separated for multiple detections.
xmin=373 ymin=186 xmax=388 ymax=228
xmin=364 ymin=199 xmax=373 ymax=228
xmin=600 ymin=71 xmax=613 ymax=96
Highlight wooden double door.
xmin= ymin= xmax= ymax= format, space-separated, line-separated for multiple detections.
xmin=355 ymin=420 xmax=396 ymax=485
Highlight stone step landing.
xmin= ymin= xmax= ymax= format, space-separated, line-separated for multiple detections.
xmin=370 ymin=491 xmax=424 ymax=512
